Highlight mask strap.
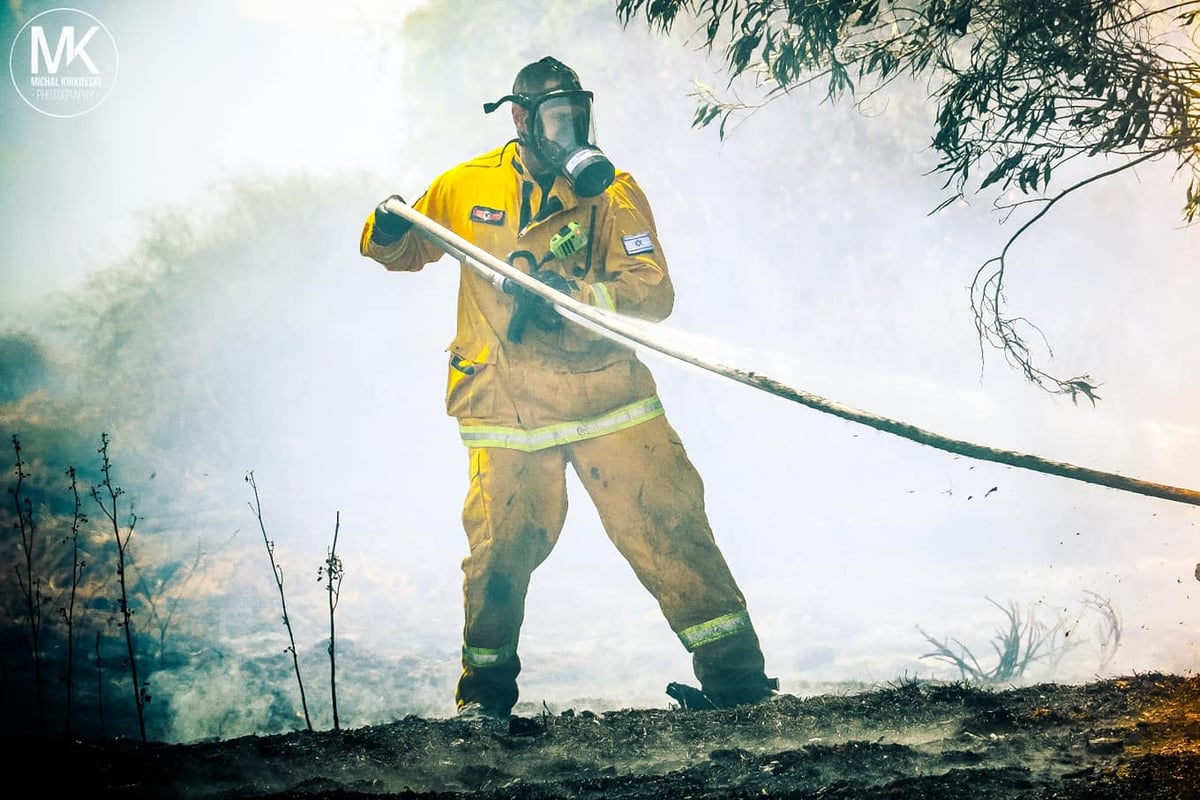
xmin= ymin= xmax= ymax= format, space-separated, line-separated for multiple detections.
xmin=483 ymin=94 xmax=528 ymax=114
xmin=483 ymin=89 xmax=593 ymax=115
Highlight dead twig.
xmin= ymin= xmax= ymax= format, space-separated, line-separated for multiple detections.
xmin=245 ymin=470 xmax=313 ymax=732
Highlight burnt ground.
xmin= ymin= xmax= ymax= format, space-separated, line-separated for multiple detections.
xmin=13 ymin=672 xmax=1199 ymax=799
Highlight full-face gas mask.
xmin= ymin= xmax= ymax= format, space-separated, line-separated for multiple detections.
xmin=484 ymin=88 xmax=616 ymax=197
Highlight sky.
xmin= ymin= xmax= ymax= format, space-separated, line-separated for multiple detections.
xmin=1 ymin=0 xmax=1196 ymax=742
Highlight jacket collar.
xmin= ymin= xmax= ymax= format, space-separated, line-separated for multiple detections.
xmin=508 ymin=143 xmax=578 ymax=227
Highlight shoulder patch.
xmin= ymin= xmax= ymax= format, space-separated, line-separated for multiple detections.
xmin=470 ymin=205 xmax=506 ymax=225
xmin=621 ymin=232 xmax=654 ymax=256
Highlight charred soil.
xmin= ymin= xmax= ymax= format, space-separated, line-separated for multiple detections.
xmin=16 ymin=673 xmax=1200 ymax=799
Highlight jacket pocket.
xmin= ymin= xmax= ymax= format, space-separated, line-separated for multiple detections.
xmin=445 ymin=341 xmax=498 ymax=420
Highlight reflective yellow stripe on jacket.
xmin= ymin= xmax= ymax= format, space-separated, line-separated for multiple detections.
xmin=460 ymin=396 xmax=664 ymax=452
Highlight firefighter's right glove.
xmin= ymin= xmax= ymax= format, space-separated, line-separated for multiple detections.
xmin=370 ymin=195 xmax=414 ymax=245
xmin=504 ymin=270 xmax=572 ymax=343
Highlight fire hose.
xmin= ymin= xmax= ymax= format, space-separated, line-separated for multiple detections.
xmin=383 ymin=199 xmax=1200 ymax=509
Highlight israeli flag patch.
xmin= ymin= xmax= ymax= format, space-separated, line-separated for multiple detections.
xmin=622 ymin=232 xmax=654 ymax=255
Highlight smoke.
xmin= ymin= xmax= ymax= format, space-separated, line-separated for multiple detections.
xmin=1 ymin=0 xmax=1196 ymax=743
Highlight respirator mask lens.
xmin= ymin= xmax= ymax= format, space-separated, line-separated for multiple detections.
xmin=529 ymin=91 xmax=614 ymax=197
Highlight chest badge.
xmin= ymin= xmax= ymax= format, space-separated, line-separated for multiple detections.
xmin=470 ymin=205 xmax=506 ymax=225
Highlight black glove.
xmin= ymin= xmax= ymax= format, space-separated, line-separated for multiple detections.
xmin=371 ymin=195 xmax=413 ymax=245
xmin=505 ymin=270 xmax=572 ymax=343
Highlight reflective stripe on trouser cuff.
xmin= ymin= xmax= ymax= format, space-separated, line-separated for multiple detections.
xmin=462 ymin=643 xmax=517 ymax=668
xmin=459 ymin=395 xmax=665 ymax=452
xmin=677 ymin=610 xmax=753 ymax=652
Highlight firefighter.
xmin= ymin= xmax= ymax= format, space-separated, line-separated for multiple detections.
xmin=359 ymin=56 xmax=775 ymax=720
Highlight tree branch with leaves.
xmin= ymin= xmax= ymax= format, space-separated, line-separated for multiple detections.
xmin=617 ymin=0 xmax=1200 ymax=396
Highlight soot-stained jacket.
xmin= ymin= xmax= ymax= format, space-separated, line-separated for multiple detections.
xmin=359 ymin=140 xmax=676 ymax=452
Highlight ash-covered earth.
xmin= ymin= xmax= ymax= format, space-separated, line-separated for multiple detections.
xmin=14 ymin=672 xmax=1199 ymax=799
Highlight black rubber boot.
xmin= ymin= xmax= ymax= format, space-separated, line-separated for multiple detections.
xmin=666 ymin=681 xmax=719 ymax=710
xmin=455 ymin=655 xmax=520 ymax=719
xmin=688 ymin=629 xmax=775 ymax=708
xmin=666 ymin=676 xmax=779 ymax=710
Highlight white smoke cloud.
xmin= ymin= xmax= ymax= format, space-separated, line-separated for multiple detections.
xmin=2 ymin=0 xmax=1195 ymax=742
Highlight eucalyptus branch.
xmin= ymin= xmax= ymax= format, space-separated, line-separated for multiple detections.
xmin=622 ymin=0 xmax=1200 ymax=395
xmin=969 ymin=150 xmax=1158 ymax=400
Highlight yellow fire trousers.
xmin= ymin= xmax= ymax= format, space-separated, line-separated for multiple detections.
xmin=455 ymin=414 xmax=767 ymax=712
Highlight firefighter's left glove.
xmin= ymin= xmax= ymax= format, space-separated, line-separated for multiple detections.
xmin=504 ymin=271 xmax=572 ymax=343
xmin=371 ymin=195 xmax=414 ymax=245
